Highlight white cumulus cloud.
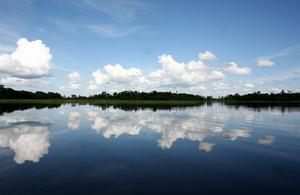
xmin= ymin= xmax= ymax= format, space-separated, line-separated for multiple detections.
xmin=198 ymin=51 xmax=217 ymax=61
xmin=257 ymin=59 xmax=274 ymax=67
xmin=68 ymin=71 xmax=81 ymax=89
xmin=223 ymin=62 xmax=251 ymax=75
xmin=89 ymin=52 xmax=225 ymax=91
xmin=0 ymin=38 xmax=53 ymax=78
xmin=244 ymin=83 xmax=255 ymax=88
xmin=0 ymin=76 xmax=50 ymax=90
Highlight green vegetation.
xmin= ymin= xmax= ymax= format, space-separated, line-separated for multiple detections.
xmin=0 ymin=87 xmax=206 ymax=101
xmin=89 ymin=91 xmax=206 ymax=101
xmin=0 ymin=87 xmax=300 ymax=104
xmin=220 ymin=90 xmax=300 ymax=102
xmin=1 ymin=87 xmax=300 ymax=114
xmin=0 ymin=99 xmax=204 ymax=106
xmin=0 ymin=87 xmax=62 ymax=99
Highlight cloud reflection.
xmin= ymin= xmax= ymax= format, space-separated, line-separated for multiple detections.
xmin=86 ymin=108 xmax=252 ymax=152
xmin=0 ymin=122 xmax=50 ymax=164
xmin=68 ymin=111 xmax=80 ymax=129
xmin=258 ymin=135 xmax=275 ymax=145
xmin=199 ymin=142 xmax=216 ymax=152
xmin=87 ymin=110 xmax=142 ymax=138
xmin=224 ymin=129 xmax=251 ymax=141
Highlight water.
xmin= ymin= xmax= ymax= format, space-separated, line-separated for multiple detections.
xmin=0 ymin=103 xmax=300 ymax=194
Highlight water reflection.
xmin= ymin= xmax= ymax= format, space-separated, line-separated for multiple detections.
xmin=223 ymin=128 xmax=251 ymax=141
xmin=0 ymin=122 xmax=50 ymax=164
xmin=68 ymin=111 xmax=80 ymax=129
xmin=85 ymin=108 xmax=253 ymax=151
xmin=0 ymin=103 xmax=299 ymax=194
xmin=0 ymin=103 xmax=288 ymax=164
xmin=258 ymin=135 xmax=276 ymax=145
xmin=199 ymin=141 xmax=216 ymax=152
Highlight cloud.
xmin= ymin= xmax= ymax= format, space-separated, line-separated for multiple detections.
xmin=213 ymin=82 xmax=231 ymax=91
xmin=0 ymin=38 xmax=53 ymax=78
xmin=68 ymin=71 xmax=81 ymax=89
xmin=223 ymin=62 xmax=251 ymax=75
xmin=257 ymin=45 xmax=300 ymax=60
xmin=198 ymin=51 xmax=217 ymax=61
xmin=257 ymin=59 xmax=274 ymax=67
xmin=87 ymin=81 xmax=98 ymax=91
xmin=87 ymin=24 xmax=142 ymax=38
xmin=93 ymin=64 xmax=142 ymax=84
xmin=0 ymin=122 xmax=50 ymax=164
xmin=76 ymin=0 xmax=149 ymax=38
xmin=244 ymin=83 xmax=255 ymax=88
xmin=81 ymin=0 xmax=148 ymax=23
xmin=89 ymin=52 xmax=225 ymax=91
xmin=0 ymin=22 xmax=19 ymax=53
xmin=0 ymin=76 xmax=50 ymax=90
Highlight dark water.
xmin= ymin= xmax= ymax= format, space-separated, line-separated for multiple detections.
xmin=0 ymin=103 xmax=300 ymax=195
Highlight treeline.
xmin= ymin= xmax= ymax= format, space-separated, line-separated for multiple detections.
xmin=0 ymin=87 xmax=62 ymax=99
xmin=0 ymin=87 xmax=205 ymax=100
xmin=1 ymin=87 xmax=300 ymax=101
xmin=221 ymin=90 xmax=300 ymax=101
xmin=89 ymin=91 xmax=206 ymax=101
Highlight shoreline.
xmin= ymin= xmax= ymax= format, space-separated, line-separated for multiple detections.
xmin=0 ymin=99 xmax=300 ymax=105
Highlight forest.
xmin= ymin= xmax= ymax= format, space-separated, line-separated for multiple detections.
xmin=221 ymin=90 xmax=300 ymax=102
xmin=1 ymin=86 xmax=300 ymax=101
xmin=0 ymin=87 xmax=62 ymax=99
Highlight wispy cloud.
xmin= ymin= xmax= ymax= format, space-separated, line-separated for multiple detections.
xmin=256 ymin=45 xmax=300 ymax=68
xmin=47 ymin=16 xmax=144 ymax=38
xmin=0 ymin=22 xmax=20 ymax=52
xmin=87 ymin=24 xmax=142 ymax=38
xmin=81 ymin=0 xmax=149 ymax=23
xmin=257 ymin=45 xmax=300 ymax=60
xmin=47 ymin=17 xmax=79 ymax=34
xmin=255 ymin=67 xmax=300 ymax=84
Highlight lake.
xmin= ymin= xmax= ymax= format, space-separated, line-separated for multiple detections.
xmin=0 ymin=103 xmax=300 ymax=194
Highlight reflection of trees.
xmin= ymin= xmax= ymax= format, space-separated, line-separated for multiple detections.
xmin=0 ymin=122 xmax=50 ymax=164
xmin=0 ymin=103 xmax=61 ymax=115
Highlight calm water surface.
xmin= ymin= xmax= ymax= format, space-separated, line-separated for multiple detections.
xmin=0 ymin=103 xmax=300 ymax=194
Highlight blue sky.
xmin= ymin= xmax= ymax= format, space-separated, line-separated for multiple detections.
xmin=0 ymin=0 xmax=300 ymax=96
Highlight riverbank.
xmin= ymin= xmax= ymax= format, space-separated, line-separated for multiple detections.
xmin=1 ymin=99 xmax=300 ymax=104
xmin=0 ymin=99 xmax=207 ymax=106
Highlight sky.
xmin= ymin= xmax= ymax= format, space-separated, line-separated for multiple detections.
xmin=0 ymin=0 xmax=300 ymax=96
